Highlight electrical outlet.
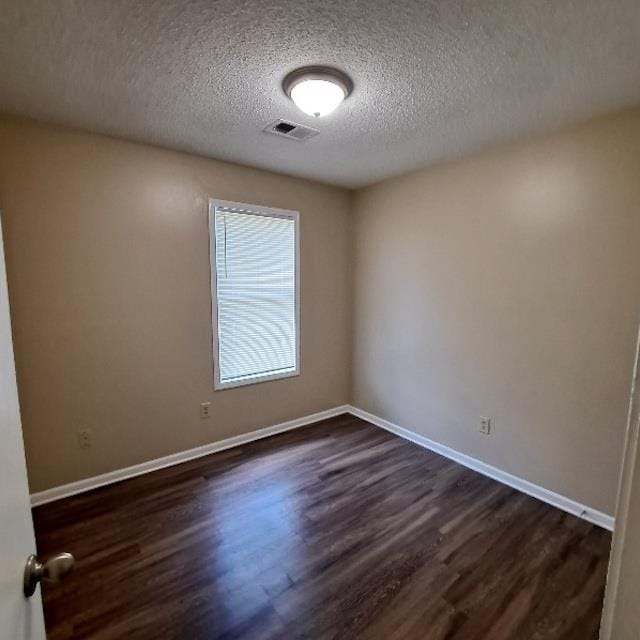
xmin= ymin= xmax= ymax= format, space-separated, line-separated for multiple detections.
xmin=200 ymin=402 xmax=211 ymax=419
xmin=77 ymin=428 xmax=92 ymax=449
xmin=479 ymin=417 xmax=491 ymax=435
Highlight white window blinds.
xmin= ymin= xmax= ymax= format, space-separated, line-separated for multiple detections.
xmin=210 ymin=203 xmax=299 ymax=389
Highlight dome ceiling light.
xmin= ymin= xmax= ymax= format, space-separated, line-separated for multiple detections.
xmin=283 ymin=66 xmax=353 ymax=118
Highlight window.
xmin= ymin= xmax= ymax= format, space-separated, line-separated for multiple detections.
xmin=209 ymin=199 xmax=300 ymax=389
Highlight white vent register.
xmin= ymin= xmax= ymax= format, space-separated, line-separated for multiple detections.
xmin=208 ymin=199 xmax=300 ymax=390
xmin=264 ymin=119 xmax=319 ymax=141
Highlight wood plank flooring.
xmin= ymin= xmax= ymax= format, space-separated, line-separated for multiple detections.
xmin=33 ymin=414 xmax=612 ymax=639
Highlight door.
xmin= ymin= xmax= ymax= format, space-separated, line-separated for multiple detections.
xmin=0 ymin=217 xmax=46 ymax=639
xmin=600 ymin=326 xmax=640 ymax=638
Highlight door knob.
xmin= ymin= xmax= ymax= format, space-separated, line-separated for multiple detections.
xmin=23 ymin=552 xmax=75 ymax=597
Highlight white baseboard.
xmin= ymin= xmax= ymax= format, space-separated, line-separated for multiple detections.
xmin=30 ymin=402 xmax=616 ymax=532
xmin=30 ymin=405 xmax=351 ymax=507
xmin=347 ymin=405 xmax=615 ymax=531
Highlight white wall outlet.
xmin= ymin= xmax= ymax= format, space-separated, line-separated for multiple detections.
xmin=479 ymin=417 xmax=491 ymax=435
xmin=77 ymin=428 xmax=92 ymax=449
xmin=200 ymin=402 xmax=211 ymax=419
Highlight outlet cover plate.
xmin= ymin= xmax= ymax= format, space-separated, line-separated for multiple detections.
xmin=479 ymin=417 xmax=491 ymax=435
xmin=200 ymin=402 xmax=211 ymax=419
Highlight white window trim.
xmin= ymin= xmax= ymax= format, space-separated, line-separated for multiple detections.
xmin=208 ymin=198 xmax=301 ymax=391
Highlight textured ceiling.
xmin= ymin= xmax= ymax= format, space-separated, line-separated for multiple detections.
xmin=1 ymin=1 xmax=639 ymax=188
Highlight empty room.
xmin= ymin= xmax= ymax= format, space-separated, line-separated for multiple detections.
xmin=1 ymin=1 xmax=640 ymax=639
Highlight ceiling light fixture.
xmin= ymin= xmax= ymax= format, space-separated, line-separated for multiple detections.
xmin=283 ymin=66 xmax=353 ymax=118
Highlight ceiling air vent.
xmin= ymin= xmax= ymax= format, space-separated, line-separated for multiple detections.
xmin=264 ymin=119 xmax=319 ymax=142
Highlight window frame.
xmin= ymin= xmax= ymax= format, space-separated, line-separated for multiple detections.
xmin=208 ymin=198 xmax=301 ymax=391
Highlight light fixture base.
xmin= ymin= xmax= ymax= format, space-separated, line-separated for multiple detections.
xmin=283 ymin=66 xmax=353 ymax=100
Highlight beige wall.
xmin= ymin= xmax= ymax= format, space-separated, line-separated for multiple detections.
xmin=1 ymin=111 xmax=638 ymax=511
xmin=352 ymin=111 xmax=640 ymax=515
xmin=0 ymin=118 xmax=353 ymax=492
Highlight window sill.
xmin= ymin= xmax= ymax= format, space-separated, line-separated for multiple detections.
xmin=214 ymin=368 xmax=300 ymax=391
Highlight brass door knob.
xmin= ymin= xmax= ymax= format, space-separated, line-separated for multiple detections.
xmin=23 ymin=552 xmax=75 ymax=597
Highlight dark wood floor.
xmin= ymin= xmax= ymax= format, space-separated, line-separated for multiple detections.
xmin=33 ymin=414 xmax=611 ymax=640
